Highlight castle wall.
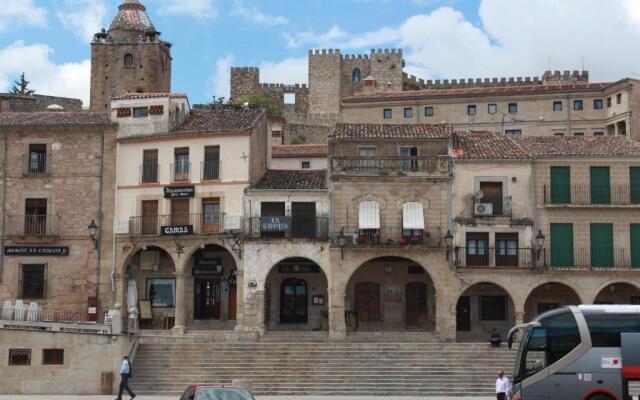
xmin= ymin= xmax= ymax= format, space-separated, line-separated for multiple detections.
xmin=308 ymin=49 xmax=343 ymax=115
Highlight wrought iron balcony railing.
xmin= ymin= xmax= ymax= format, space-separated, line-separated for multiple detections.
xmin=332 ymin=156 xmax=450 ymax=176
xmin=22 ymin=154 xmax=51 ymax=176
xmin=331 ymin=226 xmax=443 ymax=247
xmin=6 ymin=215 xmax=60 ymax=237
xmin=129 ymin=213 xmax=232 ymax=236
xmin=454 ymin=247 xmax=537 ymax=269
xmin=544 ymin=184 xmax=640 ymax=206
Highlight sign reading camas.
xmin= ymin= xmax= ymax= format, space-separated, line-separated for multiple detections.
xmin=160 ymin=225 xmax=193 ymax=236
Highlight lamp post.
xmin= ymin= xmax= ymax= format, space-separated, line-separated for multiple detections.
xmin=87 ymin=219 xmax=99 ymax=250
xmin=535 ymin=230 xmax=546 ymax=267
xmin=337 ymin=229 xmax=347 ymax=260
xmin=444 ymin=230 xmax=454 ymax=261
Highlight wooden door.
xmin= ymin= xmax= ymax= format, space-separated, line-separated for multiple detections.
xmin=193 ymin=278 xmax=221 ymax=319
xmin=466 ymin=232 xmax=489 ymax=266
xmin=590 ymin=166 xmax=611 ymax=204
xmin=354 ymin=282 xmax=380 ymax=322
xmin=142 ymin=149 xmax=158 ymax=183
xmin=228 ymin=284 xmax=237 ymax=320
xmin=631 ymin=167 xmax=640 ymax=204
xmin=456 ymin=296 xmax=471 ymax=331
xmin=141 ymin=200 xmax=158 ymax=235
xmin=495 ymin=233 xmax=519 ymax=267
xmin=171 ymin=198 xmax=190 ymax=226
xmin=406 ymin=282 xmax=427 ymax=326
xmin=202 ymin=198 xmax=221 ymax=233
xmin=280 ymin=278 xmax=308 ymax=324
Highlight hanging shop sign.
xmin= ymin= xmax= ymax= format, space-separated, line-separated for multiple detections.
xmin=160 ymin=225 xmax=194 ymax=236
xmin=260 ymin=216 xmax=290 ymax=232
xmin=164 ymin=185 xmax=195 ymax=198
xmin=277 ymin=263 xmax=320 ymax=274
xmin=193 ymin=256 xmax=223 ymax=276
xmin=4 ymin=246 xmax=69 ymax=256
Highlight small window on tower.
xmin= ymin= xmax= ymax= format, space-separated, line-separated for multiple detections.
xmin=124 ymin=54 xmax=134 ymax=67
xmin=352 ymin=68 xmax=362 ymax=82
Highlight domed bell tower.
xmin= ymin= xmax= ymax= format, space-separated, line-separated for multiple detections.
xmin=90 ymin=0 xmax=172 ymax=111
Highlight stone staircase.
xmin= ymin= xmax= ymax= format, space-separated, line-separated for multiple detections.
xmin=130 ymin=332 xmax=516 ymax=396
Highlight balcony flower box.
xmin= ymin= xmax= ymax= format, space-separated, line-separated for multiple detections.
xmin=398 ymin=237 xmax=408 ymax=246
xmin=357 ymin=235 xmax=369 ymax=245
xmin=409 ymin=236 xmax=420 ymax=245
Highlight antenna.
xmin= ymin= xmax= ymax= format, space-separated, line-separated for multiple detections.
xmin=581 ymin=56 xmax=584 ymax=71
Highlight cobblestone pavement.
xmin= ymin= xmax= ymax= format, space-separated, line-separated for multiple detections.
xmin=0 ymin=396 xmax=496 ymax=400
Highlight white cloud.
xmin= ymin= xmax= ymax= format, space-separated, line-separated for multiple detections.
xmin=231 ymin=1 xmax=288 ymax=26
xmin=0 ymin=41 xmax=91 ymax=106
xmin=284 ymin=25 xmax=399 ymax=50
xmin=56 ymin=0 xmax=108 ymax=43
xmin=0 ymin=0 xmax=47 ymax=32
xmin=158 ymin=0 xmax=217 ymax=20
xmin=208 ymin=54 xmax=235 ymax=100
xmin=259 ymin=57 xmax=308 ymax=84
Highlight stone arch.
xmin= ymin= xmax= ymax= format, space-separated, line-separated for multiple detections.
xmin=180 ymin=240 xmax=241 ymax=273
xmin=524 ymin=282 xmax=581 ymax=322
xmin=593 ymin=282 xmax=640 ymax=305
xmin=118 ymin=242 xmax=178 ymax=275
xmin=455 ymin=281 xmax=516 ymax=341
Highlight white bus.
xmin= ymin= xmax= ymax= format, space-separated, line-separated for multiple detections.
xmin=507 ymin=305 xmax=640 ymax=400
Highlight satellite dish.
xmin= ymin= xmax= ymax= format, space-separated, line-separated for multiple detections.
xmin=475 ymin=190 xmax=484 ymax=200
xmin=505 ymin=197 xmax=513 ymax=210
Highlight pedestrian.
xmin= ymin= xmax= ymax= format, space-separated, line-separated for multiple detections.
xmin=116 ymin=355 xmax=136 ymax=400
xmin=495 ymin=370 xmax=510 ymax=400
xmin=489 ymin=328 xmax=502 ymax=347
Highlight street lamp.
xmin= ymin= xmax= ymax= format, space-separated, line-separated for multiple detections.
xmin=535 ymin=230 xmax=546 ymax=266
xmin=87 ymin=219 xmax=99 ymax=250
xmin=444 ymin=230 xmax=454 ymax=261
xmin=337 ymin=229 xmax=347 ymax=260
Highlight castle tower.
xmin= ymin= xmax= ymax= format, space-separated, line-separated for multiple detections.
xmin=89 ymin=0 xmax=172 ymax=111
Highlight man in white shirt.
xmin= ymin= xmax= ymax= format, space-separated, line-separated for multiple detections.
xmin=116 ymin=355 xmax=136 ymax=400
xmin=495 ymin=370 xmax=510 ymax=400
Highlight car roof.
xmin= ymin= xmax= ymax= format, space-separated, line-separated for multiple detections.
xmin=193 ymin=384 xmax=250 ymax=389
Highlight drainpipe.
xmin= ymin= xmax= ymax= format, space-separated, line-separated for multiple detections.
xmin=566 ymin=93 xmax=571 ymax=135
xmin=95 ymin=128 xmax=105 ymax=309
xmin=0 ymin=130 xmax=7 ymax=281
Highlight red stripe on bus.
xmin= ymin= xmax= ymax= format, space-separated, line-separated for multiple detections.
xmin=622 ymin=365 xmax=640 ymax=379
xmin=581 ymin=389 xmax=619 ymax=400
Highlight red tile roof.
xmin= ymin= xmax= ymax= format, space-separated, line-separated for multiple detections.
xmin=251 ymin=169 xmax=327 ymax=190
xmin=344 ymin=83 xmax=610 ymax=102
xmin=272 ymin=144 xmax=328 ymax=158
xmin=0 ymin=111 xmax=112 ymax=127
xmin=332 ymin=123 xmax=453 ymax=140
xmin=112 ymin=93 xmax=188 ymax=100
xmin=172 ymin=108 xmax=265 ymax=134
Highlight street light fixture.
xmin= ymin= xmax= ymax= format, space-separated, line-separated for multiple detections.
xmin=535 ymin=230 xmax=546 ymax=267
xmin=337 ymin=229 xmax=347 ymax=260
xmin=444 ymin=230 xmax=454 ymax=261
xmin=87 ymin=219 xmax=99 ymax=250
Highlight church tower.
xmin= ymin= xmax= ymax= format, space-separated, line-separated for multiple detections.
xmin=90 ymin=0 xmax=172 ymax=111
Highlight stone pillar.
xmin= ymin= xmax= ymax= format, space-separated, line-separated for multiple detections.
xmin=435 ymin=292 xmax=456 ymax=341
xmin=233 ymin=271 xmax=245 ymax=329
xmin=328 ymin=287 xmax=346 ymax=340
xmin=173 ymin=273 xmax=186 ymax=335
xmin=112 ymin=273 xmax=127 ymax=329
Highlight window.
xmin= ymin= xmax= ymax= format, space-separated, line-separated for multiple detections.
xmin=42 ymin=349 xmax=64 ymax=365
xmin=301 ymin=161 xmax=311 ymax=169
xmin=495 ymin=233 xmax=518 ymax=267
xmin=617 ymin=93 xmax=622 ymax=104
xmin=358 ymin=146 xmax=376 ymax=157
xmin=479 ymin=181 xmax=503 ymax=215
xmin=133 ymin=107 xmax=148 ymax=118
xmin=173 ymin=147 xmax=190 ymax=182
xmin=607 ymin=97 xmax=612 ymax=107
xmin=146 ymin=278 xmax=175 ymax=307
xmin=590 ymin=223 xmax=613 ymax=268
xmin=141 ymin=200 xmax=158 ymax=235
xmin=480 ymin=296 xmax=507 ymax=321
xmin=283 ymin=93 xmax=295 ymax=104
xmin=141 ymin=149 xmax=158 ymax=183
xmin=631 ymin=224 xmax=640 ymax=268
xmin=352 ymin=68 xmax=361 ymax=82
xmin=424 ymin=106 xmax=433 ymax=117
xmin=8 ymin=349 xmax=31 ymax=366
xmin=594 ymin=131 xmax=605 ymax=137
xmin=467 ymin=105 xmax=477 ymax=115
xmin=27 ymin=144 xmax=47 ymax=175
xmin=403 ymin=107 xmax=413 ymax=118
xmin=554 ymin=133 xmax=564 ymax=137
xmin=573 ymin=100 xmax=583 ymax=111
xmin=383 ymin=108 xmax=392 ymax=119
xmin=505 ymin=129 xmax=522 ymax=136
xmin=590 ymin=166 xmax=611 ymax=204
xmin=508 ymin=103 xmax=518 ymax=113
xmin=466 ymin=232 xmax=489 ymax=266
xmin=170 ymin=198 xmax=190 ymax=226
xmin=553 ymin=101 xmax=562 ymax=112
xmin=20 ymin=264 xmax=46 ymax=299
xmin=203 ymin=146 xmax=220 ymax=180
xmin=584 ymin=313 xmax=640 ymax=347
xmin=593 ymin=99 xmax=603 ymax=109
xmin=24 ymin=198 xmax=47 ymax=236
xmin=487 ymin=104 xmax=497 ymax=114
xmin=399 ymin=146 xmax=418 ymax=171
xmin=631 ymin=167 xmax=640 ymax=204
xmin=291 ymin=202 xmax=317 ymax=238
xmin=550 ymin=223 xmax=574 ymax=267
xmin=124 ymin=53 xmax=134 ymax=67
xmin=202 ymin=198 xmax=221 ymax=233
xmin=574 ymin=132 xmax=584 ymax=137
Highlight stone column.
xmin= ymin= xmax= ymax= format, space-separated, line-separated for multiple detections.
xmin=435 ymin=292 xmax=456 ymax=341
xmin=173 ymin=272 xmax=187 ymax=335
xmin=233 ymin=271 xmax=245 ymax=329
xmin=328 ymin=287 xmax=346 ymax=340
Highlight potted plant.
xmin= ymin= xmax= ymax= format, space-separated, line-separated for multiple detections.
xmin=398 ymin=237 xmax=408 ymax=246
xmin=410 ymin=236 xmax=420 ymax=245
xmin=357 ymin=235 xmax=369 ymax=245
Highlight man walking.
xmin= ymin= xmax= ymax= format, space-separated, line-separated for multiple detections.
xmin=116 ymin=355 xmax=136 ymax=400
xmin=495 ymin=370 xmax=510 ymax=400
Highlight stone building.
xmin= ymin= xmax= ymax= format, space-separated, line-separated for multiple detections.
xmin=271 ymin=143 xmax=328 ymax=170
xmin=0 ymin=93 xmax=83 ymax=113
xmin=0 ymin=111 xmax=117 ymax=319
xmin=90 ymin=0 xmax=172 ymax=111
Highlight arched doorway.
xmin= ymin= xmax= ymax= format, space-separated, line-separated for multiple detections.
xmin=265 ymin=257 xmax=328 ymax=331
xmin=524 ymin=282 xmax=581 ymax=322
xmin=187 ymin=244 xmax=238 ymax=329
xmin=124 ymin=246 xmax=176 ymax=330
xmin=345 ymin=257 xmax=435 ymax=331
xmin=594 ymin=283 xmax=640 ymax=304
xmin=456 ymin=282 xmax=515 ymax=341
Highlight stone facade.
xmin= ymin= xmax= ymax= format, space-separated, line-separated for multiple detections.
xmin=0 ymin=93 xmax=83 ymax=113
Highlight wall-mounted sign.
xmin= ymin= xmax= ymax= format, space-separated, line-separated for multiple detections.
xmin=4 ymin=246 xmax=69 ymax=256
xmin=312 ymin=295 xmax=325 ymax=305
xmin=260 ymin=216 xmax=290 ymax=232
xmin=160 ymin=225 xmax=193 ymax=236
xmin=164 ymin=186 xmax=195 ymax=199
xmin=193 ymin=257 xmax=223 ymax=276
xmin=277 ymin=264 xmax=320 ymax=274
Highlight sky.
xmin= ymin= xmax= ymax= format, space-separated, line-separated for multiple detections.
xmin=1 ymin=0 xmax=640 ymax=107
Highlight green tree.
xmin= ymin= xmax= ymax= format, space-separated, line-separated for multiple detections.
xmin=11 ymin=73 xmax=36 ymax=95
xmin=231 ymin=95 xmax=281 ymax=117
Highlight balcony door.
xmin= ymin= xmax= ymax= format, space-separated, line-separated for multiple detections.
xmin=170 ymin=199 xmax=190 ymax=226
xmin=202 ymin=198 xmax=221 ymax=233
xmin=203 ymin=146 xmax=220 ymax=180
xmin=141 ymin=200 xmax=158 ymax=235
xmin=291 ymin=202 xmax=316 ymax=238
xmin=28 ymin=144 xmax=47 ymax=174
xmin=495 ymin=233 xmax=518 ymax=267
xmin=466 ymin=232 xmax=489 ymax=266
xmin=479 ymin=181 xmax=503 ymax=215
xmin=25 ymin=198 xmax=47 ymax=235
xmin=174 ymin=147 xmax=190 ymax=182
xmin=142 ymin=149 xmax=158 ymax=183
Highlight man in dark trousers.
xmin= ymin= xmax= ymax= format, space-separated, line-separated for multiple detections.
xmin=116 ymin=355 xmax=136 ymax=400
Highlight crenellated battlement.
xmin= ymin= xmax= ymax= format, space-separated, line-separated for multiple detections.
xmin=259 ymin=83 xmax=308 ymax=90
xmin=308 ymin=48 xmax=403 ymax=61
xmin=309 ymin=49 xmax=342 ymax=56
xmin=231 ymin=67 xmax=260 ymax=73
xmin=542 ymin=70 xmax=589 ymax=83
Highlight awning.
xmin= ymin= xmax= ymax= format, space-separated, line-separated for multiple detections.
xmin=358 ymin=201 xmax=380 ymax=229
xmin=402 ymin=202 xmax=425 ymax=230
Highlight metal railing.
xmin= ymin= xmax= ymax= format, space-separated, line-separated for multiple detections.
xmin=140 ymin=163 xmax=159 ymax=184
xmin=546 ymin=247 xmax=640 ymax=270
xmin=454 ymin=247 xmax=536 ymax=269
xmin=331 ymin=226 xmax=443 ymax=247
xmin=472 ymin=196 xmax=513 ymax=217
xmin=129 ymin=213 xmax=228 ymax=236
xmin=332 ymin=156 xmax=450 ymax=175
xmin=543 ymin=184 xmax=640 ymax=206
xmin=6 ymin=215 xmax=60 ymax=236
xmin=1 ymin=306 xmax=90 ymax=324
xmin=201 ymin=160 xmax=221 ymax=181
xmin=170 ymin=162 xmax=191 ymax=182
xmin=22 ymin=153 xmax=51 ymax=176
xmin=247 ymin=216 xmax=329 ymax=239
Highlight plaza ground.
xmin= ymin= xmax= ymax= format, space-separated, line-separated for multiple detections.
xmin=0 ymin=396 xmax=496 ymax=400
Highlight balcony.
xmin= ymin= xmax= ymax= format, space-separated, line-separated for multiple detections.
xmin=472 ymin=197 xmax=513 ymax=217
xmin=247 ymin=216 xmax=329 ymax=239
xmin=139 ymin=163 xmax=159 ymax=184
xmin=201 ymin=160 xmax=221 ymax=181
xmin=331 ymin=226 xmax=443 ymax=247
xmin=6 ymin=215 xmax=60 ymax=237
xmin=170 ymin=162 xmax=191 ymax=182
xmin=22 ymin=154 xmax=51 ymax=176
xmin=454 ymin=247 xmax=536 ymax=269
xmin=332 ymin=156 xmax=450 ymax=177
xmin=129 ymin=213 xmax=243 ymax=236
xmin=545 ymin=248 xmax=640 ymax=270
xmin=543 ymin=184 xmax=640 ymax=206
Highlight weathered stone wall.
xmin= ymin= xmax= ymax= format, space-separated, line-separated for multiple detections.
xmin=368 ymin=49 xmax=403 ymax=93
xmin=308 ymin=49 xmax=343 ymax=115
xmin=0 ymin=94 xmax=83 ymax=112
xmin=230 ymin=67 xmax=261 ymax=100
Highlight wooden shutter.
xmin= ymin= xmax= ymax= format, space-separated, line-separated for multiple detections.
xmin=630 ymin=167 xmax=640 ymax=204
xmin=591 ymin=223 xmax=613 ymax=268
xmin=480 ymin=181 xmax=503 ymax=215
xmin=590 ymin=167 xmax=611 ymax=204
xmin=631 ymin=224 xmax=640 ymax=268
xmin=141 ymin=200 xmax=158 ymax=235
xmin=291 ymin=202 xmax=316 ymax=238
xmin=171 ymin=199 xmax=190 ymax=225
xmin=550 ymin=166 xmax=571 ymax=204
xmin=550 ymin=223 xmax=574 ymax=267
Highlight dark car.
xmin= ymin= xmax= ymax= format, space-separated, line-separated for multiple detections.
xmin=179 ymin=384 xmax=255 ymax=400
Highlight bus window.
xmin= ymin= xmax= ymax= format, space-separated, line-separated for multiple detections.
xmin=521 ymin=328 xmax=548 ymax=377
xmin=584 ymin=313 xmax=640 ymax=347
